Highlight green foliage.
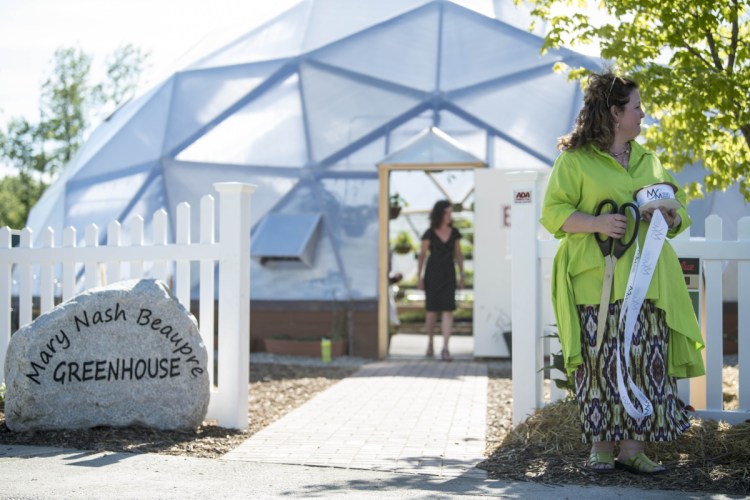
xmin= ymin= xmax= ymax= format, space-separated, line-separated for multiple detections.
xmin=460 ymin=239 xmax=473 ymax=259
xmin=389 ymin=192 xmax=408 ymax=207
xmin=0 ymin=44 xmax=149 ymax=227
xmin=39 ymin=47 xmax=93 ymax=174
xmin=541 ymin=332 xmax=576 ymax=396
xmin=526 ymin=0 xmax=750 ymax=201
xmin=463 ymin=268 xmax=474 ymax=287
xmin=392 ymin=230 xmax=416 ymax=254
xmin=0 ymin=174 xmax=46 ymax=228
xmin=0 ymin=118 xmax=48 ymax=176
xmin=100 ymin=44 xmax=151 ymax=109
xmin=398 ymin=309 xmax=426 ymax=323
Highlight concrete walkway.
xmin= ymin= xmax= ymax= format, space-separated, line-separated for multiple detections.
xmin=0 ymin=334 xmax=725 ymax=498
xmin=224 ymin=338 xmax=487 ymax=478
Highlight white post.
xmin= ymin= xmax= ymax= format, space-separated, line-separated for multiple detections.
xmin=40 ymin=228 xmax=55 ymax=314
xmin=200 ymin=195 xmax=216 ymax=389
xmin=0 ymin=227 xmax=11 ymax=386
xmin=215 ymin=182 xmax=256 ymax=430
xmin=704 ymin=215 xmax=723 ymax=411
xmin=510 ymin=171 xmax=544 ymax=426
xmin=62 ymin=227 xmax=77 ymax=301
xmin=738 ymin=217 xmax=750 ymax=410
xmin=175 ymin=202 xmax=191 ymax=308
xmin=152 ymin=210 xmax=168 ymax=282
xmin=129 ymin=216 xmax=144 ymax=279
xmin=18 ymin=229 xmax=33 ymax=328
xmin=107 ymin=221 xmax=122 ymax=285
xmin=85 ymin=224 xmax=99 ymax=290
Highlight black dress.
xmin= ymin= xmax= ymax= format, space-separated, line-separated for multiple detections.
xmin=421 ymin=227 xmax=462 ymax=312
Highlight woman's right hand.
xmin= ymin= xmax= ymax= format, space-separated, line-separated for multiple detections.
xmin=595 ymin=213 xmax=628 ymax=239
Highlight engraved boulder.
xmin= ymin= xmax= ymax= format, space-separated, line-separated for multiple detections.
xmin=3 ymin=279 xmax=209 ymax=432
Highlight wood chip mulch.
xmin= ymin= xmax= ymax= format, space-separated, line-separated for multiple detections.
xmin=1 ymin=362 xmax=747 ymax=496
xmin=480 ymin=367 xmax=750 ymax=497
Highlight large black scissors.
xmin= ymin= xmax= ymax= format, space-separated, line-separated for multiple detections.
xmin=594 ymin=199 xmax=640 ymax=350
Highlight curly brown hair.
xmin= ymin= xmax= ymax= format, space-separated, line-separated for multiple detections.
xmin=557 ymin=70 xmax=638 ymax=151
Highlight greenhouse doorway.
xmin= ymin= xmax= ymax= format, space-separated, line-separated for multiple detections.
xmin=376 ymin=127 xmax=486 ymax=358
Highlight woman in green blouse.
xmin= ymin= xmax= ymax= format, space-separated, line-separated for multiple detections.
xmin=540 ymin=71 xmax=704 ymax=475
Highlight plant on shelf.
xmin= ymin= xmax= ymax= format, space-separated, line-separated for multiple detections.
xmin=392 ymin=230 xmax=416 ymax=255
xmin=460 ymin=239 xmax=473 ymax=260
xmin=389 ymin=192 xmax=408 ymax=219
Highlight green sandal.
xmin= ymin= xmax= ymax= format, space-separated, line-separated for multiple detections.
xmin=587 ymin=451 xmax=616 ymax=474
xmin=615 ymin=452 xmax=666 ymax=475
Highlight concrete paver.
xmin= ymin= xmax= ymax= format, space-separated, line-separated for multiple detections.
xmin=224 ymin=357 xmax=488 ymax=478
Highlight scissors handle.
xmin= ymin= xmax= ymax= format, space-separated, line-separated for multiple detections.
xmin=594 ymin=199 xmax=617 ymax=254
xmin=612 ymin=202 xmax=640 ymax=258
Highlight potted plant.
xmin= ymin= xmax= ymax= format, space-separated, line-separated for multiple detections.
xmin=392 ymin=230 xmax=415 ymax=255
xmin=389 ymin=193 xmax=408 ymax=219
xmin=460 ymin=239 xmax=473 ymax=260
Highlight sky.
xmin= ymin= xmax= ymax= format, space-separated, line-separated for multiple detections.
xmin=0 ymin=0 xmax=600 ymax=177
xmin=0 ymin=0 xmax=298 ymax=127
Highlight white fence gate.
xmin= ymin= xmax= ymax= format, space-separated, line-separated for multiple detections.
xmin=0 ymin=182 xmax=255 ymax=430
xmin=510 ymin=171 xmax=750 ymax=425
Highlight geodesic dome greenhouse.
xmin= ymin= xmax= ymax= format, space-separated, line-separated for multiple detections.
xmin=27 ymin=0 xmax=600 ymax=302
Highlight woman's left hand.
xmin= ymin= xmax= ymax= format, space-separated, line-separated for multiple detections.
xmin=642 ymin=207 xmax=680 ymax=228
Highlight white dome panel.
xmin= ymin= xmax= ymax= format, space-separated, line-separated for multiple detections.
xmin=303 ymin=0 xmax=431 ymax=52
xmin=440 ymin=4 xmax=560 ymax=91
xmin=162 ymin=159 xmax=299 ymax=234
xmin=64 ymin=163 xmax=159 ymax=237
xmin=164 ymin=62 xmax=284 ymax=154
xmin=301 ymin=64 xmax=422 ymax=161
xmin=190 ymin=2 xmax=311 ymax=69
xmin=74 ymin=80 xmax=174 ymax=180
xmin=177 ymin=74 xmax=308 ymax=166
xmin=313 ymin=4 xmax=439 ymax=91
xmin=452 ymin=71 xmax=576 ymax=160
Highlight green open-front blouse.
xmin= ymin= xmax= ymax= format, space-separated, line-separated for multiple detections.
xmin=540 ymin=141 xmax=705 ymax=379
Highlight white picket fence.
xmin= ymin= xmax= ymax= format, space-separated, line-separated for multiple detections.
xmin=0 ymin=182 xmax=256 ymax=430
xmin=510 ymin=171 xmax=750 ymax=425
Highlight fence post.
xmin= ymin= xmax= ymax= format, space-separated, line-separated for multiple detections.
xmin=175 ymin=202 xmax=191 ymax=308
xmin=214 ymin=182 xmax=256 ymax=430
xmin=19 ymin=229 xmax=33 ymax=328
xmin=510 ymin=171 xmax=544 ymax=426
xmin=704 ymin=215 xmax=723 ymax=411
xmin=739 ymin=217 xmax=750 ymax=410
xmin=0 ymin=227 xmax=11 ymax=386
xmin=200 ymin=195 xmax=216 ymax=389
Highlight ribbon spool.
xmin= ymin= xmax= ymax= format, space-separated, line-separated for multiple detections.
xmin=633 ymin=182 xmax=680 ymax=211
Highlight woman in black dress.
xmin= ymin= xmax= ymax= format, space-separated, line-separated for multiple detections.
xmin=417 ymin=200 xmax=464 ymax=361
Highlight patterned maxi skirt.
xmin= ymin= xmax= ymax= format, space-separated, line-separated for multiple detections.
xmin=574 ymin=299 xmax=691 ymax=443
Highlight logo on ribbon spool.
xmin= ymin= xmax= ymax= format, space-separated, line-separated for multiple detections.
xmin=633 ymin=183 xmax=680 ymax=211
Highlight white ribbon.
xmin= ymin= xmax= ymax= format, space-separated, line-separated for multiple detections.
xmin=615 ymin=209 xmax=669 ymax=421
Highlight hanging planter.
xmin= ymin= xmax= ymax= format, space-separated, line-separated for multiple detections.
xmin=392 ymin=230 xmax=415 ymax=255
xmin=389 ymin=193 xmax=408 ymax=220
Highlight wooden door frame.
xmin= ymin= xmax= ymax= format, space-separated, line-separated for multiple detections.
xmin=376 ymin=162 xmax=485 ymax=358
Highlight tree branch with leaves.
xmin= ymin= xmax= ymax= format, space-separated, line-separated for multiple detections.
xmin=0 ymin=44 xmax=149 ymax=227
xmin=527 ymin=0 xmax=750 ymax=201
